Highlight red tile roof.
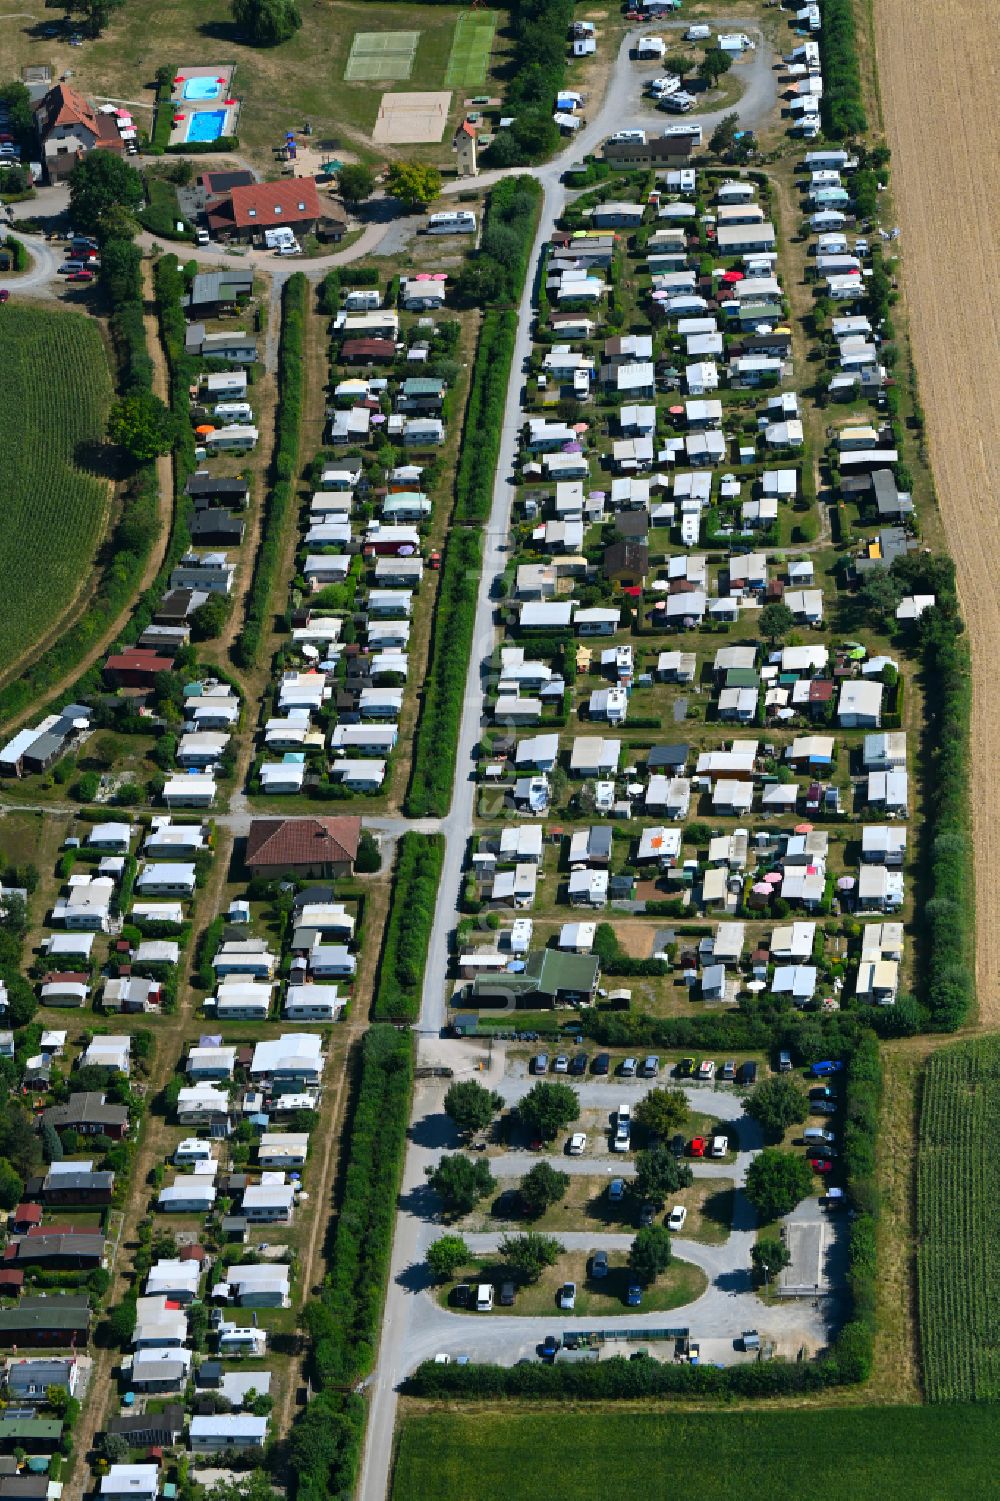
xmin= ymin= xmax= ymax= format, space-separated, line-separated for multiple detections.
xmin=341 ymin=339 xmax=396 ymax=360
xmin=104 ymin=648 xmax=174 ymax=677
xmin=12 ymin=1205 xmax=41 ymax=1226
xmin=228 ymin=178 xmax=321 ymax=230
xmin=36 ymin=83 xmax=99 ymax=139
xmin=246 ymin=816 xmax=361 ymax=870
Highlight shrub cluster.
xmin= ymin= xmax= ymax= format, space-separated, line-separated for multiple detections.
xmin=235 ymin=272 xmax=307 ymax=666
xmin=453 ymin=177 xmax=542 ymax=309
xmin=819 ymin=0 xmax=867 ymax=139
xmin=138 ymin=177 xmax=193 ymax=241
xmin=487 ymin=0 xmax=574 ymax=165
xmin=453 ymin=309 xmax=516 ymax=523
xmin=372 ymin=834 xmax=444 ymax=1022
xmin=403 ymin=528 xmax=482 ymax=816
xmin=289 ymin=1027 xmax=413 ymax=1498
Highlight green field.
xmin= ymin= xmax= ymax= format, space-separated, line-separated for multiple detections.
xmin=345 ymin=29 xmax=420 ymax=82
xmin=445 ymin=12 xmax=498 ymax=87
xmin=918 ymin=1035 xmax=1000 ymax=1401
xmin=392 ymin=1407 xmax=1000 ymax=1500
xmin=0 ymin=306 xmax=114 ymax=671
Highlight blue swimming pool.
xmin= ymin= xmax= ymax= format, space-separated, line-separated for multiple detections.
xmin=183 ymin=76 xmax=221 ymax=102
xmin=186 ymin=108 xmax=228 ymax=142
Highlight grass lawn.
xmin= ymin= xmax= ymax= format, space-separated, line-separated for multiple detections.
xmin=391 ymin=1406 xmax=1000 ymax=1501
xmin=444 ymin=12 xmax=498 ymax=88
xmin=4 ymin=1 xmax=502 ymax=166
xmin=0 ymin=306 xmax=113 ymax=681
xmin=476 ymin=1173 xmax=735 ymax=1246
xmin=441 ymin=1251 xmax=706 ymax=1317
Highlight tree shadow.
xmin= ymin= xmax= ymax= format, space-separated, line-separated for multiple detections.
xmin=713 ymin=1266 xmax=753 ymax=1294
xmin=407 ymin=1112 xmax=462 ymax=1150
xmin=198 ymin=18 xmax=247 ymax=44
xmin=701 ymin=1187 xmax=735 ymax=1237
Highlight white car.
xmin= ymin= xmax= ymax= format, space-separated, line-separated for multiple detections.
xmin=277 ymin=242 xmax=303 ymax=256
xmin=614 ymin=1103 xmax=632 ymax=1152
xmin=711 ymin=1135 xmax=728 ymax=1159
xmin=667 ymin=1205 xmax=688 ymax=1231
xmin=568 ymin=1132 xmax=588 ymax=1156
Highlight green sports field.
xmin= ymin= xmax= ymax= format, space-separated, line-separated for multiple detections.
xmin=345 ymin=30 xmax=420 ymax=82
xmin=392 ymin=1407 xmax=1000 ymax=1501
xmin=444 ymin=12 xmax=497 ymax=87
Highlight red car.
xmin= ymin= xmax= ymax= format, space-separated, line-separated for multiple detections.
xmin=689 ymin=1136 xmax=707 ymax=1158
xmin=67 ymin=270 xmax=95 ymax=282
xmin=0 ymin=290 xmax=8 ymax=305
xmin=810 ymin=1158 xmax=833 ymax=1174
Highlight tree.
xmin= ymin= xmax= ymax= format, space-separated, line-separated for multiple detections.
xmin=102 ymin=1432 xmax=129 ymax=1463
xmin=41 ymin=1122 xmax=64 ymax=1164
xmin=426 ymin=1234 xmax=470 ymax=1282
xmin=337 ymin=164 xmax=376 ymax=206
xmin=426 ymin=1154 xmax=495 ymax=1215
xmin=385 ymin=162 xmax=442 ymax=210
xmin=517 ymin=1081 xmax=579 ymax=1142
xmin=68 ymin=0 xmax=124 ymax=38
xmin=444 ymin=1079 xmax=503 ymax=1136
xmin=710 ymin=111 xmax=740 ymax=157
xmin=230 ymin=0 xmax=302 ymax=45
xmin=859 ymin=570 xmax=904 ymax=628
xmin=744 ymin=1149 xmax=814 ymax=1223
xmin=664 ymin=52 xmax=692 ymax=80
xmin=69 ymin=152 xmax=143 ymax=237
xmin=742 ymin=1076 xmax=808 ymax=1141
xmin=46 ymin=1385 xmax=69 ymax=1415
xmin=107 ymin=390 xmax=174 ymax=462
xmin=751 ymin=1236 xmax=791 ymax=1285
xmin=634 ymin=1147 xmax=693 ymax=1205
xmin=634 ymin=1088 xmax=689 ymax=1139
xmin=189 ymin=593 xmax=230 ymax=642
xmin=206 ymin=1474 xmax=280 ymax=1501
xmin=519 ymin=1161 xmax=569 ymax=1219
xmin=108 ymin=1296 xmax=137 ymax=1350
xmin=355 ymin=829 xmax=381 ymax=874
xmin=629 ymin=1224 xmax=673 ymax=1283
xmin=498 ymin=1231 xmax=563 ymax=1284
xmin=699 ymin=47 xmax=732 ymax=88
xmin=758 ymin=602 xmax=795 ymax=644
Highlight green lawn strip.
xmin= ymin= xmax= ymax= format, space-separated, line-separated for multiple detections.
xmin=391 ymin=1407 xmax=1000 ymax=1501
xmin=440 ymin=1250 xmax=707 ymax=1317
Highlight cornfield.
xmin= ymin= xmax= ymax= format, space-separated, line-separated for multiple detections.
xmin=0 ymin=306 xmax=114 ymax=668
xmin=917 ymin=1036 xmax=1000 ymax=1400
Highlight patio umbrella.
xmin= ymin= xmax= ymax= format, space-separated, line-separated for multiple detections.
xmin=794 ymin=822 xmax=813 ymax=833
xmin=752 ymin=882 xmax=771 ymax=896
xmin=224 ymin=98 xmax=238 ymax=106
xmin=573 ymin=423 xmax=589 ymax=433
xmin=837 ymin=877 xmax=855 ymax=890
xmin=173 ymin=76 xmax=184 ymax=83
xmin=173 ymin=115 xmax=185 ymax=123
xmin=721 ymin=269 xmax=744 ymax=283
xmin=669 ymin=405 xmax=684 ymax=416
xmin=764 ymin=871 xmax=782 ymax=885
xmin=218 ymin=75 xmax=228 ymax=82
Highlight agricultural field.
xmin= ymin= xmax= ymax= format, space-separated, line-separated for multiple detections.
xmin=391 ymin=1406 xmax=1000 ymax=1501
xmin=0 ymin=306 xmax=113 ymax=674
xmin=875 ymin=1 xmax=999 ymax=1026
xmin=917 ymin=1035 xmax=1000 ymax=1401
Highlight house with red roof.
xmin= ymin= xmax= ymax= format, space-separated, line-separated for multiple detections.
xmin=33 ymin=83 xmax=123 ymax=182
xmin=205 ymin=177 xmax=347 ymax=246
xmin=245 ymin=816 xmax=361 ymax=878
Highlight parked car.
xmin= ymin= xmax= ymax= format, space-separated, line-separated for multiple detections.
xmin=567 ymin=1132 xmax=588 ymax=1155
xmin=810 ymin=1084 xmax=837 ymax=1101
xmin=621 ymin=1056 xmax=638 ymax=1077
xmin=641 ymin=1055 xmax=660 ymax=1077
xmin=608 ymin=1177 xmax=626 ymax=1203
xmin=638 ymin=1201 xmax=656 ymax=1227
xmin=690 ymin=1136 xmax=707 ymax=1157
xmin=678 ymin=1056 xmax=696 ymax=1077
xmin=558 ymin=1282 xmax=577 ymax=1310
xmin=67 ymin=270 xmax=95 ymax=282
xmin=626 ymin=1283 xmax=643 ymax=1307
xmin=737 ymin=1061 xmax=758 ymax=1086
xmin=697 ymin=1059 xmax=715 ymax=1081
xmin=710 ymin=1135 xmax=728 ymax=1159
xmin=592 ymin=1052 xmax=610 ymax=1076
xmin=811 ymin=1060 xmax=844 ymax=1077
xmin=540 ymin=1334 xmax=561 ymax=1359
xmin=570 ymin=1052 xmax=588 ymax=1075
xmin=450 ymin=1283 xmax=471 ymax=1308
xmin=670 ymin=1133 xmax=685 ymax=1159
xmin=667 ymin=1205 xmax=688 ymax=1231
xmin=778 ymin=1051 xmax=793 ymax=1073
xmin=499 ymin=1281 xmax=515 ymax=1306
xmin=810 ymin=1099 xmax=837 ymax=1116
xmin=808 ymin=1142 xmax=837 ymax=1161
xmin=810 ymin=1158 xmax=833 ymax=1174
xmin=591 ymin=1250 xmax=609 ymax=1280
xmin=721 ymin=1060 xmax=736 ymax=1082
xmin=532 ymin=1052 xmax=549 ymax=1074
xmin=553 ymin=1054 xmax=569 ymax=1074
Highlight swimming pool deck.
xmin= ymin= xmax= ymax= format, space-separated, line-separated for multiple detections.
xmin=168 ymin=63 xmax=240 ymax=148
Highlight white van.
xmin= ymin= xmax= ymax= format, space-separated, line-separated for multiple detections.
xmin=476 ymin=1283 xmax=494 ymax=1311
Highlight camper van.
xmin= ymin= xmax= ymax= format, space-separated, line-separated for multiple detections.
xmin=212 ymin=401 xmax=254 ymax=423
xmin=425 ymin=210 xmax=476 ymax=235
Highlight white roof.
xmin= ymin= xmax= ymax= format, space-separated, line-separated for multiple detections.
xmin=250 ymin=1033 xmax=323 ymax=1076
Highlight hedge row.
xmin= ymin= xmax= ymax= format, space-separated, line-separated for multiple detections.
xmin=585 ymin=1005 xmax=863 ymax=1059
xmin=234 ymin=272 xmax=307 ymax=667
xmin=836 ymin=1033 xmax=882 ymax=1381
xmin=488 ymin=0 xmax=574 ymax=166
xmin=453 ymin=309 xmax=516 ymax=523
xmin=0 ymin=237 xmax=160 ymax=727
xmin=372 ymin=832 xmax=444 ymax=1022
xmin=453 ymin=176 xmax=542 ymax=309
xmin=403 ymin=527 xmax=482 ymax=817
xmin=289 ymin=1027 xmax=414 ymax=1499
xmin=819 ymin=0 xmax=867 ymax=140
xmin=919 ymin=610 xmax=973 ymax=1031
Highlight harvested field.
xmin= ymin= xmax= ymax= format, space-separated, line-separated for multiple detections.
xmin=876 ymin=2 xmax=1000 ymax=1024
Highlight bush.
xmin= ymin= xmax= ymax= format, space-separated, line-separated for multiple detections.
xmin=819 ymin=0 xmax=867 ymax=139
xmin=488 ymin=0 xmax=574 ymax=165
xmin=137 ymin=176 xmax=193 ymax=240
xmin=235 ymin=273 xmax=307 ymax=666
xmin=372 ymin=833 xmax=443 ymax=1022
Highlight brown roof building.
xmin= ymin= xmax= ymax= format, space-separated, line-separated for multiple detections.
xmin=33 ymin=83 xmax=123 ymax=182
xmin=341 ymin=338 xmax=396 ymax=365
xmin=245 ymin=816 xmax=362 ymax=878
xmin=205 ymin=177 xmax=348 ymax=245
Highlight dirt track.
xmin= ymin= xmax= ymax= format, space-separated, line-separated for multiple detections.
xmin=876 ymin=1 xmax=1000 ymax=1026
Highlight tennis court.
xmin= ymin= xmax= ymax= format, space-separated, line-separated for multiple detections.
xmin=444 ymin=12 xmax=497 ymax=88
xmin=344 ymin=30 xmax=420 ymax=83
